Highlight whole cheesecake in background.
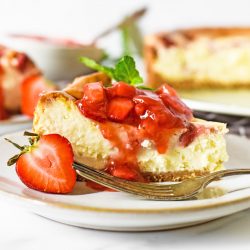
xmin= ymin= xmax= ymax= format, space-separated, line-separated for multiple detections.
xmin=33 ymin=72 xmax=228 ymax=182
xmin=144 ymin=27 xmax=250 ymax=89
xmin=0 ymin=45 xmax=40 ymax=113
xmin=0 ymin=45 xmax=56 ymax=120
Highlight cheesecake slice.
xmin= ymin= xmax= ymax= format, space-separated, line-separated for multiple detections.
xmin=33 ymin=73 xmax=228 ymax=182
xmin=145 ymin=27 xmax=250 ymax=89
xmin=0 ymin=45 xmax=40 ymax=115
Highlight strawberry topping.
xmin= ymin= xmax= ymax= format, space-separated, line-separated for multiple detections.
xmin=107 ymin=97 xmax=134 ymax=121
xmin=106 ymin=81 xmax=136 ymax=98
xmin=77 ymin=82 xmax=107 ymax=121
xmin=76 ymin=81 xmax=197 ymax=183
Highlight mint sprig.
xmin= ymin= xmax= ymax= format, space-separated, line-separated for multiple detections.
xmin=113 ymin=56 xmax=143 ymax=84
xmin=80 ymin=56 xmax=151 ymax=90
xmin=80 ymin=57 xmax=114 ymax=79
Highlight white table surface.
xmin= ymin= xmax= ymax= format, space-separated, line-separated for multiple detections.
xmin=0 ymin=200 xmax=250 ymax=250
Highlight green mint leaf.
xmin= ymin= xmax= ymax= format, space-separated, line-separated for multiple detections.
xmin=80 ymin=55 xmax=146 ymax=87
xmin=113 ymin=56 xmax=143 ymax=84
xmin=80 ymin=57 xmax=114 ymax=79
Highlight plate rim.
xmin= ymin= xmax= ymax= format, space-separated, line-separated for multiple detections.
xmin=1 ymin=186 xmax=250 ymax=214
xmin=183 ymin=98 xmax=250 ymax=117
xmin=1 ymin=132 xmax=250 ymax=215
xmin=0 ymin=115 xmax=32 ymax=125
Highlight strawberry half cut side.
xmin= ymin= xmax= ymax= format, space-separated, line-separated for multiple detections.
xmin=5 ymin=132 xmax=76 ymax=194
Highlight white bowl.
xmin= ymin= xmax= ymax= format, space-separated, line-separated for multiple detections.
xmin=0 ymin=35 xmax=104 ymax=81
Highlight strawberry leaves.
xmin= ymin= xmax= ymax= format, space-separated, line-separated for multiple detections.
xmin=5 ymin=131 xmax=39 ymax=166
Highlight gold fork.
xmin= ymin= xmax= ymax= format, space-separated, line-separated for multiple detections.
xmin=73 ymin=162 xmax=250 ymax=201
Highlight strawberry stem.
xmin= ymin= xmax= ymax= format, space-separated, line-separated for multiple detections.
xmin=23 ymin=131 xmax=39 ymax=137
xmin=23 ymin=131 xmax=39 ymax=145
xmin=4 ymin=138 xmax=24 ymax=150
xmin=5 ymin=133 xmax=39 ymax=166
xmin=7 ymin=153 xmax=22 ymax=166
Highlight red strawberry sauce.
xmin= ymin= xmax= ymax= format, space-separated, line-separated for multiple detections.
xmin=77 ymin=82 xmax=199 ymax=183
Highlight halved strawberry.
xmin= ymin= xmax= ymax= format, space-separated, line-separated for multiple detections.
xmin=106 ymin=82 xmax=136 ymax=99
xmin=6 ymin=132 xmax=76 ymax=194
xmin=107 ymin=97 xmax=134 ymax=121
xmin=21 ymin=74 xmax=55 ymax=117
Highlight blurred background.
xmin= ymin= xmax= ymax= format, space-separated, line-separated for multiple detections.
xmin=1 ymin=0 xmax=250 ymax=134
xmin=1 ymin=0 xmax=250 ymax=53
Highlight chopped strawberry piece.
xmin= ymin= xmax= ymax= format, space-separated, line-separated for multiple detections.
xmin=111 ymin=165 xmax=140 ymax=181
xmin=156 ymin=84 xmax=178 ymax=96
xmin=133 ymin=94 xmax=161 ymax=106
xmin=156 ymin=84 xmax=193 ymax=120
xmin=134 ymin=103 xmax=146 ymax=116
xmin=134 ymin=95 xmax=180 ymax=129
xmin=21 ymin=74 xmax=55 ymax=117
xmin=107 ymin=97 xmax=134 ymax=121
xmin=160 ymin=94 xmax=193 ymax=120
xmin=179 ymin=124 xmax=198 ymax=147
xmin=83 ymin=82 xmax=105 ymax=104
xmin=106 ymin=82 xmax=136 ymax=98
xmin=77 ymin=82 xmax=107 ymax=121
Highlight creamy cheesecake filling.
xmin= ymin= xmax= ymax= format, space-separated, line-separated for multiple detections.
xmin=33 ymin=94 xmax=114 ymax=170
xmin=154 ymin=36 xmax=250 ymax=86
xmin=138 ymin=132 xmax=227 ymax=173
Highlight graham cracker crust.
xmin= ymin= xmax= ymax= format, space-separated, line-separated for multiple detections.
xmin=77 ymin=170 xmax=210 ymax=183
xmin=142 ymin=170 xmax=210 ymax=182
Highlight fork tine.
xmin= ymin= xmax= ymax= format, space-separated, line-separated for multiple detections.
xmin=75 ymin=169 xmax=175 ymax=199
xmin=73 ymin=162 xmax=176 ymax=198
xmin=73 ymin=163 xmax=250 ymax=201
xmin=75 ymin=162 xmax=174 ymax=190
xmin=74 ymin=163 xmax=178 ymax=193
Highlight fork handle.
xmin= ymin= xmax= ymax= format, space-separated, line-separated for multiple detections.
xmin=208 ymin=169 xmax=250 ymax=180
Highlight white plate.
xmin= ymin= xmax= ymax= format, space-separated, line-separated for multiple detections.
xmin=180 ymin=89 xmax=250 ymax=117
xmin=1 ymin=132 xmax=250 ymax=231
xmin=0 ymin=115 xmax=32 ymax=135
